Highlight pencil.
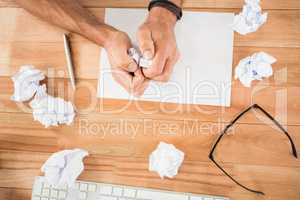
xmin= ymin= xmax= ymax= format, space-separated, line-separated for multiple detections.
xmin=63 ymin=33 xmax=76 ymax=90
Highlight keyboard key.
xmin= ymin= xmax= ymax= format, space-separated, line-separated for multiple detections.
xmin=88 ymin=184 xmax=97 ymax=192
xmin=32 ymin=196 xmax=41 ymax=200
xmin=42 ymin=188 xmax=50 ymax=196
xmin=112 ymin=187 xmax=123 ymax=196
xmin=58 ymin=191 xmax=67 ymax=199
xmin=100 ymin=185 xmax=112 ymax=195
xmin=73 ymin=183 xmax=80 ymax=190
xmin=204 ymin=198 xmax=213 ymax=200
xmin=61 ymin=184 xmax=68 ymax=190
xmin=137 ymin=190 xmax=189 ymax=200
xmin=41 ymin=198 xmax=49 ymax=200
xmin=43 ymin=182 xmax=51 ymax=189
xmin=53 ymin=184 xmax=68 ymax=191
xmin=79 ymin=191 xmax=87 ymax=199
xmin=51 ymin=185 xmax=58 ymax=190
xmin=123 ymin=188 xmax=136 ymax=198
xmin=190 ymin=196 xmax=203 ymax=200
xmin=32 ymin=182 xmax=43 ymax=195
xmin=80 ymin=183 xmax=88 ymax=191
xmin=97 ymin=196 xmax=117 ymax=200
xmin=50 ymin=189 xmax=58 ymax=198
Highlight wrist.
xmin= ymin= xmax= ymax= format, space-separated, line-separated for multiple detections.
xmin=79 ymin=22 xmax=118 ymax=48
xmin=148 ymin=7 xmax=177 ymax=28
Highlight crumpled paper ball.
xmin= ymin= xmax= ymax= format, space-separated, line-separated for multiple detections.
xmin=232 ymin=0 xmax=268 ymax=35
xmin=30 ymin=85 xmax=75 ymax=128
xmin=11 ymin=65 xmax=45 ymax=102
xmin=41 ymin=149 xmax=89 ymax=187
xmin=128 ymin=47 xmax=152 ymax=68
xmin=149 ymin=142 xmax=185 ymax=179
xmin=234 ymin=52 xmax=276 ymax=87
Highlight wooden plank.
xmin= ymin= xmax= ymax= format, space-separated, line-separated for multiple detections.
xmin=235 ymin=10 xmax=300 ymax=48
xmin=0 ymin=111 xmax=300 ymax=167
xmin=0 ymin=78 xmax=98 ymax=115
xmin=232 ymin=47 xmax=300 ymax=87
xmin=1 ymin=77 xmax=299 ymax=125
xmin=0 ymin=8 xmax=300 ymax=48
xmin=0 ymin=0 xmax=15 ymax=7
xmin=1 ymin=0 xmax=300 ymax=10
xmin=183 ymin=0 xmax=300 ymax=10
xmin=0 ymin=8 xmax=104 ymax=43
xmin=0 ymin=152 xmax=299 ymax=199
xmin=0 ymin=188 xmax=31 ymax=200
xmin=0 ymin=42 xmax=101 ymax=79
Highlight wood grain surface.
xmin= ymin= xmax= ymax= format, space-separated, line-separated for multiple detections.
xmin=0 ymin=0 xmax=299 ymax=200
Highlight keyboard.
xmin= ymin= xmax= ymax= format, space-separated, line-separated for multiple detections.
xmin=32 ymin=176 xmax=229 ymax=200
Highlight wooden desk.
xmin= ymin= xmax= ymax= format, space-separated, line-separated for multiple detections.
xmin=0 ymin=0 xmax=300 ymax=199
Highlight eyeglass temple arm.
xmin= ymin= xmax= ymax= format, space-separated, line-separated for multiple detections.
xmin=209 ymin=104 xmax=254 ymax=155
xmin=208 ymin=125 xmax=265 ymax=195
xmin=209 ymin=153 xmax=265 ymax=195
xmin=253 ymin=104 xmax=298 ymax=158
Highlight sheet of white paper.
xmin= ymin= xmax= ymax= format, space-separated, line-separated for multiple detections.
xmin=98 ymin=9 xmax=234 ymax=107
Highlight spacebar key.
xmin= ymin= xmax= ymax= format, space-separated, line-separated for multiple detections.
xmin=136 ymin=189 xmax=189 ymax=200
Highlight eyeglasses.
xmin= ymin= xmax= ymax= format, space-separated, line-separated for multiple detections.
xmin=209 ymin=104 xmax=298 ymax=195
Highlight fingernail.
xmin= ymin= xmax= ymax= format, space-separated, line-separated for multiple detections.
xmin=128 ymin=62 xmax=137 ymax=72
xmin=143 ymin=50 xmax=153 ymax=60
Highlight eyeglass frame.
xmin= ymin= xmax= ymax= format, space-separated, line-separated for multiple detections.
xmin=208 ymin=104 xmax=298 ymax=195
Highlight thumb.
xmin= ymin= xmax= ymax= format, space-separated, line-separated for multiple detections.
xmin=120 ymin=49 xmax=139 ymax=72
xmin=108 ymin=45 xmax=138 ymax=73
xmin=137 ymin=25 xmax=155 ymax=60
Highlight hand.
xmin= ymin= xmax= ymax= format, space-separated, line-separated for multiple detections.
xmin=104 ymin=30 xmax=149 ymax=96
xmin=137 ymin=7 xmax=180 ymax=82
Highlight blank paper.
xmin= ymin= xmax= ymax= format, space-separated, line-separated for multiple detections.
xmin=98 ymin=9 xmax=234 ymax=107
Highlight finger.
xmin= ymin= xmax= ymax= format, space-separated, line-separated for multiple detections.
xmin=134 ymin=79 xmax=150 ymax=97
xmin=111 ymin=67 xmax=134 ymax=93
xmin=109 ymin=49 xmax=138 ymax=73
xmin=152 ymin=53 xmax=180 ymax=82
xmin=143 ymin=48 xmax=167 ymax=78
xmin=132 ymin=68 xmax=145 ymax=90
xmin=107 ymin=35 xmax=138 ymax=73
xmin=137 ymin=25 xmax=155 ymax=59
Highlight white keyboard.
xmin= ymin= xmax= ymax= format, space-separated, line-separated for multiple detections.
xmin=32 ymin=176 xmax=229 ymax=200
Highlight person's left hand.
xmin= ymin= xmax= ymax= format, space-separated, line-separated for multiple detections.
xmin=137 ymin=7 xmax=180 ymax=82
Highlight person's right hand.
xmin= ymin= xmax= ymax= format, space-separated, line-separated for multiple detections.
xmin=104 ymin=30 xmax=149 ymax=96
